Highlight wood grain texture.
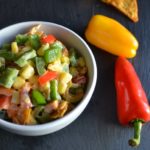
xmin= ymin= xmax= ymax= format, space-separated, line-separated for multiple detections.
xmin=0 ymin=0 xmax=150 ymax=150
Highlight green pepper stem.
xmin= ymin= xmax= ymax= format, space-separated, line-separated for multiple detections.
xmin=128 ymin=120 xmax=143 ymax=147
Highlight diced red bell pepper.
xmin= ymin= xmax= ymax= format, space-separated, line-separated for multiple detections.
xmin=41 ymin=34 xmax=56 ymax=44
xmin=38 ymin=71 xmax=58 ymax=86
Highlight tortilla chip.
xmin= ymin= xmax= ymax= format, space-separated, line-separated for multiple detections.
xmin=101 ymin=0 xmax=138 ymax=22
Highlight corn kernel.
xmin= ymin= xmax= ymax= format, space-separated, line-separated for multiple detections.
xmin=20 ymin=46 xmax=31 ymax=54
xmin=61 ymin=56 xmax=70 ymax=64
xmin=48 ymin=60 xmax=62 ymax=72
xmin=28 ymin=75 xmax=38 ymax=89
xmin=37 ymin=43 xmax=49 ymax=56
xmin=13 ymin=76 xmax=25 ymax=89
xmin=59 ymin=72 xmax=72 ymax=84
xmin=28 ymin=75 xmax=38 ymax=84
xmin=58 ymin=82 xmax=67 ymax=94
xmin=11 ymin=42 xmax=19 ymax=53
xmin=28 ymin=112 xmax=37 ymax=125
xmin=20 ymin=65 xmax=35 ymax=79
xmin=40 ymin=81 xmax=50 ymax=92
xmin=27 ymin=60 xmax=35 ymax=67
xmin=79 ymin=67 xmax=88 ymax=75
xmin=69 ymin=67 xmax=78 ymax=77
xmin=78 ymin=57 xmax=85 ymax=67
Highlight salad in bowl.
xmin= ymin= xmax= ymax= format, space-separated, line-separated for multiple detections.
xmin=0 ymin=25 xmax=88 ymax=125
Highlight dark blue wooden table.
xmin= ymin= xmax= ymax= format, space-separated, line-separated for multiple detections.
xmin=0 ymin=0 xmax=150 ymax=150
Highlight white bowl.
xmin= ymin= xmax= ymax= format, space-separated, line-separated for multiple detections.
xmin=0 ymin=21 xmax=97 ymax=136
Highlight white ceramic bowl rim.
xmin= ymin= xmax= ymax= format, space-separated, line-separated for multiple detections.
xmin=0 ymin=21 xmax=97 ymax=133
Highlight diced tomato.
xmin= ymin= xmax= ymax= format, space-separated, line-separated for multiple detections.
xmin=0 ymin=96 xmax=11 ymax=110
xmin=38 ymin=71 xmax=58 ymax=86
xmin=0 ymin=87 xmax=13 ymax=96
xmin=72 ymin=76 xmax=87 ymax=84
xmin=41 ymin=34 xmax=56 ymax=44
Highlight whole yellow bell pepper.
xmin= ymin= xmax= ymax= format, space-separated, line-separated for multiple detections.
xmin=85 ymin=15 xmax=139 ymax=58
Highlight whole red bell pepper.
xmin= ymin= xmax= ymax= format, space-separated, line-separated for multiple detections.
xmin=115 ymin=57 xmax=150 ymax=147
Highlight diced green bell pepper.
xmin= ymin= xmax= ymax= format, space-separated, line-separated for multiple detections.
xmin=0 ymin=50 xmax=16 ymax=61
xmin=0 ymin=57 xmax=5 ymax=71
xmin=35 ymin=57 xmax=46 ymax=75
xmin=50 ymin=41 xmax=64 ymax=49
xmin=69 ymin=48 xmax=78 ymax=67
xmin=15 ymin=49 xmax=36 ymax=67
xmin=2 ymin=43 xmax=11 ymax=50
xmin=44 ymin=41 xmax=63 ymax=64
xmin=29 ymin=35 xmax=41 ymax=50
xmin=44 ymin=48 xmax=62 ymax=63
xmin=15 ymin=34 xmax=29 ymax=45
xmin=50 ymin=80 xmax=61 ymax=100
xmin=32 ymin=90 xmax=46 ymax=105
xmin=0 ymin=68 xmax=19 ymax=88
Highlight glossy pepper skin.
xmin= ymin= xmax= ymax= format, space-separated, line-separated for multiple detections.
xmin=85 ymin=15 xmax=139 ymax=58
xmin=115 ymin=57 xmax=150 ymax=147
